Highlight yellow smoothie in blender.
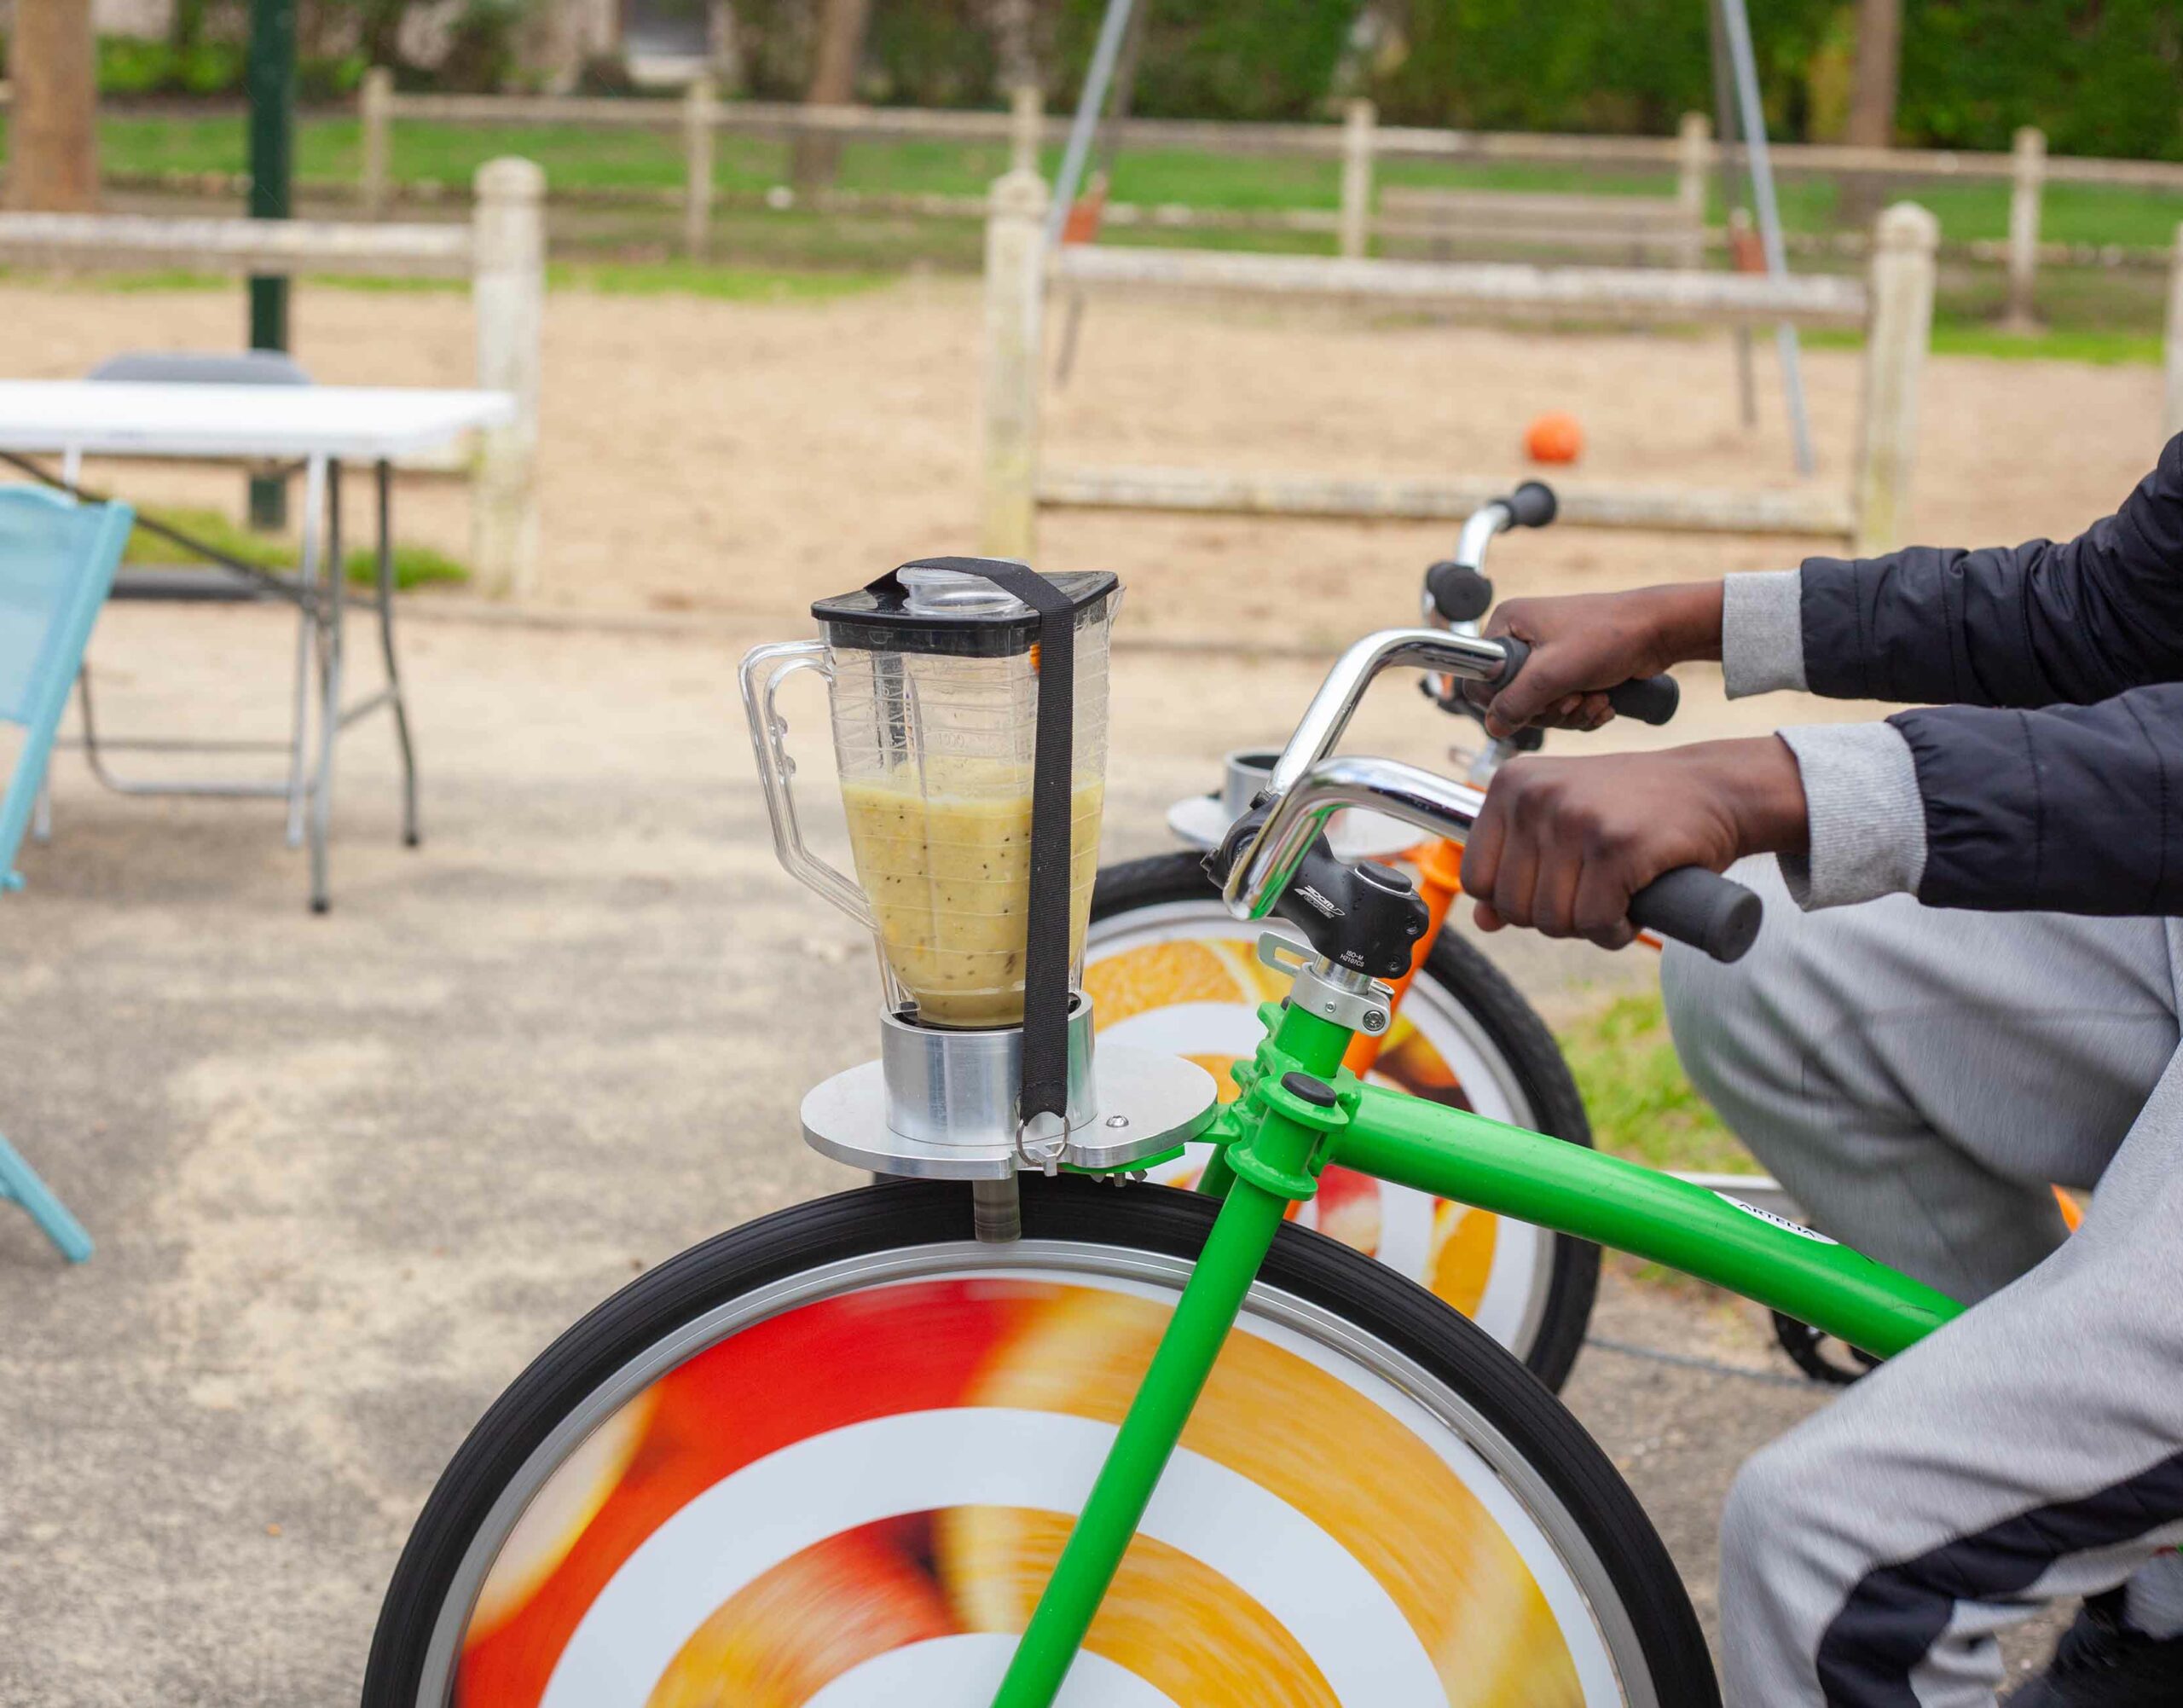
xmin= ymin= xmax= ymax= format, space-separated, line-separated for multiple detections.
xmin=841 ymin=758 xmax=1104 ymax=1027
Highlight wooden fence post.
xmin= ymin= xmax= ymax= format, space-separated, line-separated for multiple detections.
xmin=2005 ymin=124 xmax=2045 ymax=329
xmin=683 ymin=74 xmax=715 ymax=259
xmin=1010 ymin=84 xmax=1042 ymax=178
xmin=2165 ymin=223 xmax=2183 ymax=441
xmin=1338 ymin=99 xmax=1375 ymax=261
xmin=981 ymin=168 xmax=1049 ymax=560
xmin=1676 ymin=111 xmax=1711 ymax=269
xmin=360 ymin=66 xmax=393 ymax=219
xmin=472 ymin=158 xmax=545 ymax=599
xmin=1854 ymin=201 xmax=1939 ymax=556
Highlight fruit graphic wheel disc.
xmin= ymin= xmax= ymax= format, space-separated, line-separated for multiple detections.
xmin=368 ymin=1184 xmax=1710 ymax=1708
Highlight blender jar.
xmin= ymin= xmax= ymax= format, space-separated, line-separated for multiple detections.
xmin=743 ymin=561 xmax=1119 ymax=1029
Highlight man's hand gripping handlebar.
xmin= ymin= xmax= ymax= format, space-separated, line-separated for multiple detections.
xmin=1204 ymin=628 xmax=1763 ymax=964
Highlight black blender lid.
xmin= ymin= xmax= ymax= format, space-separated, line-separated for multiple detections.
xmin=813 ymin=558 xmax=1120 ymax=657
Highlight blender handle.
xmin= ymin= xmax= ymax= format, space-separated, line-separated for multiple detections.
xmin=738 ymin=640 xmax=878 ymax=929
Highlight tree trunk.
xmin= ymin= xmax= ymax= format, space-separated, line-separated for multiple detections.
xmin=989 ymin=0 xmax=1036 ymax=95
xmin=170 ymin=0 xmax=211 ymax=51
xmin=357 ymin=0 xmax=414 ymax=72
xmin=1847 ymin=0 xmax=1902 ymax=148
xmin=792 ymin=0 xmax=874 ymax=189
xmin=5 ymin=0 xmax=100 ymax=213
xmin=1840 ymin=0 xmax=1902 ymax=223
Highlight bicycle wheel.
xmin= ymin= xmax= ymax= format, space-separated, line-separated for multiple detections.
xmin=364 ymin=1177 xmax=1714 ymax=1708
xmin=1087 ymin=852 xmax=1598 ymax=1388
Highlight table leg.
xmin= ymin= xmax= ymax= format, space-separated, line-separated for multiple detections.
xmin=283 ymin=468 xmax=318 ymax=849
xmin=305 ymin=456 xmax=343 ymax=914
xmin=376 ymin=460 xmax=420 ymax=848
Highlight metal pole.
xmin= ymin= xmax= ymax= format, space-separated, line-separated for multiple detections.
xmin=1717 ymin=0 xmax=1817 ymax=477
xmin=1043 ymin=0 xmax=1138 ymax=252
xmin=1706 ymin=0 xmax=1757 ymax=428
xmin=246 ymin=0 xmax=297 ymax=529
xmin=1052 ymin=0 xmax=1152 ymax=385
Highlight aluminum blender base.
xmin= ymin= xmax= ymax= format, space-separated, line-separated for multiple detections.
xmin=800 ymin=1046 xmax=1218 ymax=1178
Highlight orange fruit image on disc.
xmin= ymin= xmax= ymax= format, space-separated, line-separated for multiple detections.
xmin=1524 ymin=412 xmax=1584 ymax=465
xmin=941 ymin=1288 xmax=1584 ymax=1705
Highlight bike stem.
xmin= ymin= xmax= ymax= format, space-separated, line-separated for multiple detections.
xmin=992 ymin=998 xmax=1356 ymax=1708
xmin=1342 ymin=836 xmax=1465 ymax=1077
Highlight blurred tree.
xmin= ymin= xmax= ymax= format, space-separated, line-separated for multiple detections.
xmin=1847 ymin=0 xmax=1900 ymax=146
xmin=5 ymin=0 xmax=100 ymax=211
xmin=794 ymin=0 xmax=874 ymax=185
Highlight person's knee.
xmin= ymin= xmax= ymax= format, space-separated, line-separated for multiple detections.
xmin=1722 ymin=1437 xmax=1813 ymax=1615
xmin=1661 ymin=931 xmax=1784 ymax=1122
xmin=1660 ymin=861 xmax=1829 ymax=1153
xmin=1720 ymin=1437 xmax=1842 ymax=1699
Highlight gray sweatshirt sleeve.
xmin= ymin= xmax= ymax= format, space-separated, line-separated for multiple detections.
xmin=1720 ymin=569 xmax=1807 ymax=698
xmin=1720 ymin=568 xmax=1928 ymax=907
xmin=1773 ymin=722 xmax=1928 ymax=909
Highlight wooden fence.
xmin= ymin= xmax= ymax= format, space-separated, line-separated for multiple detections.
xmin=354 ymin=76 xmax=2183 ymax=296
xmin=981 ymin=168 xmax=1943 ymax=559
xmin=0 ymin=157 xmax=546 ymax=598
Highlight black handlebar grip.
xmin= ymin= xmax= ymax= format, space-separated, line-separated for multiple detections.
xmin=1426 ymin=561 xmax=1494 ymax=623
xmin=1627 ymin=867 xmax=1763 ymax=963
xmin=1491 ymin=636 xmax=1680 ymax=727
xmin=1503 ymin=481 xmax=1557 ymax=528
xmin=1605 ymin=674 xmax=1680 ymax=726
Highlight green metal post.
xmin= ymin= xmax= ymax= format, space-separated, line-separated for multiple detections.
xmin=1335 ymin=1085 xmax=1963 ymax=1358
xmin=992 ymin=999 xmax=1353 ymax=1707
xmin=246 ymin=0 xmax=297 ymax=530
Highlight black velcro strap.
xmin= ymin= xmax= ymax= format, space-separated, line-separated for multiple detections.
xmin=899 ymin=557 xmax=1078 ymax=1128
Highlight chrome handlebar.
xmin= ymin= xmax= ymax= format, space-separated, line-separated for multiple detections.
xmin=1452 ymin=501 xmax=1512 ymax=578
xmin=1217 ymin=623 xmax=1763 ymax=965
xmin=1222 ymin=752 xmax=1489 ymax=923
xmin=1223 ymin=627 xmax=1511 ymax=920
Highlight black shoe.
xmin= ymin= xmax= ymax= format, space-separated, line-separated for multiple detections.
xmin=2004 ymin=1590 xmax=2183 ymax=1705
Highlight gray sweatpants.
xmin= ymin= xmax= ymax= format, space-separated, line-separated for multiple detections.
xmin=1663 ymin=859 xmax=2183 ymax=1708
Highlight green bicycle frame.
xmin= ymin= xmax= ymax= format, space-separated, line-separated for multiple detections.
xmin=989 ymin=973 xmax=1966 ymax=1708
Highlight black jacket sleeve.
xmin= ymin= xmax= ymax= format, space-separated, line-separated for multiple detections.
xmin=1891 ymin=684 xmax=2183 ymax=913
xmin=1800 ymin=433 xmax=2183 ymax=709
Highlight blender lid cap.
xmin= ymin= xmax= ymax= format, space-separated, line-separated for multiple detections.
xmin=813 ymin=558 xmax=1119 ymax=657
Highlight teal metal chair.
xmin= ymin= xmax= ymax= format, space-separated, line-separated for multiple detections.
xmin=0 ymin=485 xmax=133 ymax=1263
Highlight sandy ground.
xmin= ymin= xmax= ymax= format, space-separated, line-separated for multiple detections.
xmin=0 ymin=276 xmax=2168 ymax=642
xmin=0 ymin=277 xmax=2118 ymax=1699
xmin=0 ymin=599 xmax=2070 ymax=1704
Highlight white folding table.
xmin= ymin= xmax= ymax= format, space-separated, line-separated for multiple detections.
xmin=0 ymin=380 xmax=515 ymax=912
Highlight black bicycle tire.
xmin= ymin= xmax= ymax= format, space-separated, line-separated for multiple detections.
xmin=362 ymin=1175 xmax=1715 ymax=1707
xmin=1090 ymin=850 xmax=1601 ymax=1390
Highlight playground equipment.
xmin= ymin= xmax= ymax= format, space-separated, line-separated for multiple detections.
xmin=0 ymin=160 xmax=546 ymax=600
xmin=1042 ymin=0 xmax=1822 ymax=472
xmin=981 ymin=167 xmax=1939 ymax=559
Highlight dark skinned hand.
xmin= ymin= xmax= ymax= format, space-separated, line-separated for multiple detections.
xmin=1473 ymin=582 xmax=1726 ymax=739
xmin=1462 ymin=738 xmax=1809 ymax=949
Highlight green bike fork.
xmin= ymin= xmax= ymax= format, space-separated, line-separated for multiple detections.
xmin=990 ymin=1001 xmax=1355 ymax=1708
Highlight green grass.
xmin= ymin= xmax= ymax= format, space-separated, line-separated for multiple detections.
xmin=1810 ymin=321 xmax=2165 ymax=366
xmin=1556 ymin=991 xmax=1747 ymax=1174
xmin=547 ymin=258 xmax=890 ymax=300
xmin=122 ymin=504 xmax=468 ymax=590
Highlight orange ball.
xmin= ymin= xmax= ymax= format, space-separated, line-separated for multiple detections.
xmin=1524 ymin=411 xmax=1584 ymax=465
